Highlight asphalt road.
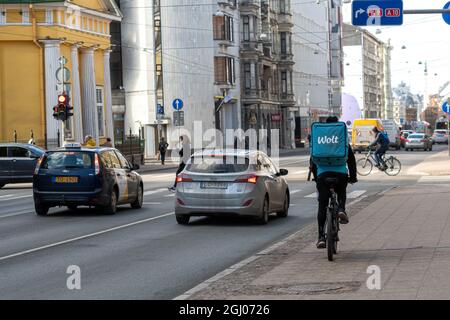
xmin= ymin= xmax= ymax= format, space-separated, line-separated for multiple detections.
xmin=0 ymin=145 xmax=446 ymax=299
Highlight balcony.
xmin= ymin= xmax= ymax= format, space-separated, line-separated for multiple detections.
xmin=278 ymin=12 xmax=293 ymax=29
xmin=280 ymin=93 xmax=296 ymax=104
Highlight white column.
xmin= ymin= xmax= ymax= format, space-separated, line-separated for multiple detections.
xmin=71 ymin=44 xmax=83 ymax=143
xmin=41 ymin=39 xmax=62 ymax=149
xmin=103 ymin=49 xmax=114 ymax=146
xmin=80 ymin=48 xmax=99 ymax=146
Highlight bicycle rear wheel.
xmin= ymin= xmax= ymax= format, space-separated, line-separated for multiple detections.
xmin=384 ymin=157 xmax=401 ymax=176
xmin=356 ymin=158 xmax=373 ymax=176
xmin=326 ymin=209 xmax=335 ymax=261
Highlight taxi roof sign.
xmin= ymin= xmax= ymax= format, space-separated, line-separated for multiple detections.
xmin=64 ymin=143 xmax=82 ymax=149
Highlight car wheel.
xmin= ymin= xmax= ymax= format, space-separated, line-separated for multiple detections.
xmin=131 ymin=184 xmax=143 ymax=209
xmin=257 ymin=196 xmax=269 ymax=225
xmin=104 ymin=189 xmax=118 ymax=215
xmin=277 ymin=192 xmax=289 ymax=218
xmin=35 ymin=202 xmax=49 ymax=216
xmin=176 ymin=214 xmax=190 ymax=225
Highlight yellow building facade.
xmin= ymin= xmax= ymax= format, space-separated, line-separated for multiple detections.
xmin=0 ymin=0 xmax=121 ymax=148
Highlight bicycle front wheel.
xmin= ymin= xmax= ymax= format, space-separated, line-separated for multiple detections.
xmin=326 ymin=209 xmax=335 ymax=262
xmin=384 ymin=157 xmax=402 ymax=176
xmin=356 ymin=158 xmax=373 ymax=176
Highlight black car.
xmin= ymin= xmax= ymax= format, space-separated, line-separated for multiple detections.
xmin=0 ymin=143 xmax=46 ymax=189
xmin=33 ymin=144 xmax=143 ymax=216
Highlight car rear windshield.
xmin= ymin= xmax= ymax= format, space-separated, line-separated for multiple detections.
xmin=409 ymin=134 xmax=424 ymax=139
xmin=186 ymin=156 xmax=250 ymax=173
xmin=42 ymin=152 xmax=93 ymax=170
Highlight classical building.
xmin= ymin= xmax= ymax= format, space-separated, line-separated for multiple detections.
xmin=0 ymin=0 xmax=121 ymax=148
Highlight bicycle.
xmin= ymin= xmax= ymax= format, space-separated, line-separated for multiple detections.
xmin=324 ymin=177 xmax=340 ymax=262
xmin=356 ymin=149 xmax=401 ymax=176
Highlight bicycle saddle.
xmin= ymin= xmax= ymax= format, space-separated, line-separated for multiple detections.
xmin=325 ymin=177 xmax=339 ymax=186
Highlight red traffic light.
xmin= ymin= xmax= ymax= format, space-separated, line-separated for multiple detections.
xmin=58 ymin=94 xmax=67 ymax=104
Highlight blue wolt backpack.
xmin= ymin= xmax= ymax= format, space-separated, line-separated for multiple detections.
xmin=379 ymin=132 xmax=390 ymax=148
xmin=310 ymin=122 xmax=348 ymax=166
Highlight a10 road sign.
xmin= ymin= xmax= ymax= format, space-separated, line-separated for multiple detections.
xmin=352 ymin=0 xmax=403 ymax=26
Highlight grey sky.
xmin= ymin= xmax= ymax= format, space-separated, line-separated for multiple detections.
xmin=342 ymin=0 xmax=450 ymax=97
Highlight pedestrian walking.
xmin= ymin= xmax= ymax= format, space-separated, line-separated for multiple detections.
xmin=168 ymin=135 xmax=191 ymax=192
xmin=158 ymin=137 xmax=169 ymax=165
xmin=82 ymin=135 xmax=96 ymax=148
xmin=101 ymin=137 xmax=113 ymax=148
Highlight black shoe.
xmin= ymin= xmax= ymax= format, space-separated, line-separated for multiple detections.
xmin=338 ymin=211 xmax=349 ymax=225
xmin=168 ymin=187 xmax=176 ymax=192
xmin=317 ymin=235 xmax=326 ymax=249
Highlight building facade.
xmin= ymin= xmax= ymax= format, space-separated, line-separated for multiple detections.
xmin=0 ymin=0 xmax=121 ymax=148
xmin=343 ymin=24 xmax=390 ymax=120
xmin=239 ymin=0 xmax=295 ymax=149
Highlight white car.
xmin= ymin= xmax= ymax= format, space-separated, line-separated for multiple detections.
xmin=432 ymin=130 xmax=448 ymax=144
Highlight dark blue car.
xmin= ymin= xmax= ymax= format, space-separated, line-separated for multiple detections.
xmin=0 ymin=143 xmax=45 ymax=189
xmin=33 ymin=144 xmax=143 ymax=216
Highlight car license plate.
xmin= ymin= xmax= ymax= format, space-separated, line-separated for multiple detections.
xmin=201 ymin=182 xmax=228 ymax=189
xmin=54 ymin=176 xmax=78 ymax=183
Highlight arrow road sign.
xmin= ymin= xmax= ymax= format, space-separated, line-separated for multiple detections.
xmin=442 ymin=101 xmax=450 ymax=115
xmin=352 ymin=0 xmax=403 ymax=26
xmin=172 ymin=98 xmax=184 ymax=111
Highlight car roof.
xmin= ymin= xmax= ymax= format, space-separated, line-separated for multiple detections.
xmin=0 ymin=143 xmax=38 ymax=148
xmin=48 ymin=147 xmax=118 ymax=153
xmin=191 ymin=148 xmax=262 ymax=158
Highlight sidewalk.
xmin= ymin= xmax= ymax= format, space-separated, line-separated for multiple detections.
xmin=182 ymin=153 xmax=450 ymax=300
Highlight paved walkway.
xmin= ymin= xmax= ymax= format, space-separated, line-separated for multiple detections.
xmin=184 ymin=152 xmax=450 ymax=300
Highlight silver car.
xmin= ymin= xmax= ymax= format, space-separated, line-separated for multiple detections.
xmin=432 ymin=130 xmax=448 ymax=144
xmin=405 ymin=133 xmax=433 ymax=151
xmin=174 ymin=149 xmax=290 ymax=225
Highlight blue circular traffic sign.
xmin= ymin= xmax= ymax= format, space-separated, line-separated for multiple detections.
xmin=172 ymin=98 xmax=184 ymax=111
xmin=442 ymin=101 xmax=450 ymax=115
xmin=443 ymin=1 xmax=450 ymax=25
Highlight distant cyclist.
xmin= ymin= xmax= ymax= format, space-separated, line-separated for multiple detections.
xmin=310 ymin=116 xmax=358 ymax=249
xmin=369 ymin=127 xmax=390 ymax=170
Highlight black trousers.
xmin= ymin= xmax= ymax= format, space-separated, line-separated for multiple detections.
xmin=173 ymin=162 xmax=186 ymax=188
xmin=160 ymin=152 xmax=166 ymax=165
xmin=316 ymin=172 xmax=348 ymax=234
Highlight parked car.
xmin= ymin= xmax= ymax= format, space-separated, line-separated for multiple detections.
xmin=174 ymin=149 xmax=290 ymax=225
xmin=0 ymin=143 xmax=46 ymax=189
xmin=33 ymin=144 xmax=143 ymax=216
xmin=405 ymin=133 xmax=433 ymax=151
xmin=431 ymin=130 xmax=449 ymax=144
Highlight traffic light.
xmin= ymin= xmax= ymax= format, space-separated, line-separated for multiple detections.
xmin=52 ymin=93 xmax=72 ymax=121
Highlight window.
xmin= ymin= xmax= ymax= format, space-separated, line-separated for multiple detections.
xmin=9 ymin=147 xmax=30 ymax=158
xmin=96 ymin=87 xmax=105 ymax=137
xmin=42 ymin=152 xmax=93 ymax=170
xmin=280 ymin=32 xmax=291 ymax=55
xmin=100 ymin=152 xmax=113 ymax=169
xmin=0 ymin=147 xmax=7 ymax=157
xmin=186 ymin=156 xmax=249 ymax=173
xmin=115 ymin=151 xmax=131 ymax=169
xmin=281 ymin=70 xmax=292 ymax=94
xmin=108 ymin=151 xmax=121 ymax=169
xmin=280 ymin=0 xmax=290 ymax=13
xmin=244 ymin=63 xmax=251 ymax=89
xmin=242 ymin=16 xmax=250 ymax=41
xmin=214 ymin=57 xmax=235 ymax=85
xmin=213 ymin=15 xmax=233 ymax=42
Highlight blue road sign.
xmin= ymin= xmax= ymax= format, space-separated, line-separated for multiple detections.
xmin=157 ymin=104 xmax=164 ymax=115
xmin=442 ymin=101 xmax=450 ymax=115
xmin=352 ymin=0 xmax=403 ymax=26
xmin=443 ymin=1 xmax=450 ymax=25
xmin=172 ymin=98 xmax=184 ymax=111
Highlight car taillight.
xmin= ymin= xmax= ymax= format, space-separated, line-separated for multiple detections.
xmin=94 ymin=154 xmax=100 ymax=175
xmin=421 ymin=139 xmax=427 ymax=142
xmin=406 ymin=139 xmax=410 ymax=143
xmin=34 ymin=155 xmax=45 ymax=175
xmin=235 ymin=174 xmax=258 ymax=184
xmin=242 ymin=199 xmax=253 ymax=207
xmin=177 ymin=198 xmax=185 ymax=205
xmin=176 ymin=173 xmax=193 ymax=183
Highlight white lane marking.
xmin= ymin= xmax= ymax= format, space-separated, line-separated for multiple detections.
xmin=0 ymin=210 xmax=33 ymax=219
xmin=294 ymin=170 xmax=308 ymax=175
xmin=143 ymin=202 xmax=162 ymax=205
xmin=142 ymin=173 xmax=174 ymax=179
xmin=164 ymin=194 xmax=175 ymax=198
xmin=0 ymin=212 xmax=175 ymax=262
xmin=0 ymin=195 xmax=32 ymax=202
xmin=305 ymin=192 xmax=317 ymax=198
xmin=0 ymin=194 xmax=13 ymax=199
xmin=143 ymin=188 xmax=167 ymax=196
xmin=290 ymin=189 xmax=302 ymax=195
xmin=347 ymin=190 xmax=367 ymax=199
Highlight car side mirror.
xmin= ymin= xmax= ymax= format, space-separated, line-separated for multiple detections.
xmin=278 ymin=169 xmax=288 ymax=176
xmin=132 ymin=163 xmax=140 ymax=171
